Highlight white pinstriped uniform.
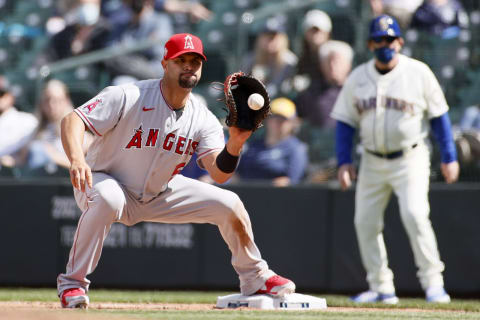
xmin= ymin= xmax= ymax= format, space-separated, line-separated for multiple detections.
xmin=57 ymin=79 xmax=276 ymax=296
xmin=331 ymin=54 xmax=448 ymax=293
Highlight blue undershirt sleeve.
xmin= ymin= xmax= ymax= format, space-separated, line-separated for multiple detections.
xmin=335 ymin=121 xmax=355 ymax=167
xmin=430 ymin=113 xmax=457 ymax=163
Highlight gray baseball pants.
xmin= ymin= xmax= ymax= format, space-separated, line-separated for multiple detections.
xmin=57 ymin=172 xmax=275 ymax=296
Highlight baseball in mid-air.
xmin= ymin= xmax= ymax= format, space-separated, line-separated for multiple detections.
xmin=247 ymin=93 xmax=264 ymax=110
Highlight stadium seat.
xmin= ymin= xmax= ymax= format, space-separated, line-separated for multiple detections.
xmin=0 ymin=166 xmax=21 ymax=178
xmin=11 ymin=0 xmax=53 ymax=25
xmin=50 ymin=66 xmax=109 ymax=107
xmin=193 ymin=82 xmax=225 ymax=119
xmin=298 ymin=123 xmax=336 ymax=164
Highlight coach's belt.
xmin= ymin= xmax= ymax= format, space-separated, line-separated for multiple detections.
xmin=366 ymin=144 xmax=418 ymax=159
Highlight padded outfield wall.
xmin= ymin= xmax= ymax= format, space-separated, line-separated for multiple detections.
xmin=0 ymin=180 xmax=479 ymax=296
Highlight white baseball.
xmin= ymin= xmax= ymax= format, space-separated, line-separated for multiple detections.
xmin=248 ymin=93 xmax=264 ymax=110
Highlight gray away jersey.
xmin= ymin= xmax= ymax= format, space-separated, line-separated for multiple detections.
xmin=74 ymin=79 xmax=225 ymax=202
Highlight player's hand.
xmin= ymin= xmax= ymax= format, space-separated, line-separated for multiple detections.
xmin=69 ymin=159 xmax=93 ymax=192
xmin=441 ymin=161 xmax=459 ymax=184
xmin=337 ymin=163 xmax=356 ymax=191
xmin=272 ymin=176 xmax=291 ymax=187
xmin=229 ymin=126 xmax=252 ymax=142
xmin=226 ymin=127 xmax=252 ymax=155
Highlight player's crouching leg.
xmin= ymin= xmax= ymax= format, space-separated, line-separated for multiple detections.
xmin=215 ymin=190 xmax=295 ymax=297
xmin=90 ymin=176 xmax=128 ymax=222
xmin=58 ymin=174 xmax=128 ymax=308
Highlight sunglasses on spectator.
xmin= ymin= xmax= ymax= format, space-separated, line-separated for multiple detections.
xmin=0 ymin=89 xmax=7 ymax=97
xmin=372 ymin=36 xmax=397 ymax=43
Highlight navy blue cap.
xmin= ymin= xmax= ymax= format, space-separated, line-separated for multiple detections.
xmin=369 ymin=14 xmax=402 ymax=39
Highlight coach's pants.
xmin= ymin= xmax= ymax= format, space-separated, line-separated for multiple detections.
xmin=354 ymin=144 xmax=445 ymax=294
xmin=57 ymin=173 xmax=275 ymax=296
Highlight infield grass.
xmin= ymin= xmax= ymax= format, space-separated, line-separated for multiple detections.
xmin=1 ymin=288 xmax=480 ymax=319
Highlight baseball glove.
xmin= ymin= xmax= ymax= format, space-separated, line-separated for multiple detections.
xmin=223 ymin=71 xmax=270 ymax=131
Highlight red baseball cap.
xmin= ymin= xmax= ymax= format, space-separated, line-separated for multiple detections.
xmin=163 ymin=33 xmax=207 ymax=61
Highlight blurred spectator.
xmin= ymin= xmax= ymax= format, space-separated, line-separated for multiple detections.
xmin=459 ymin=104 xmax=480 ymax=131
xmin=0 ymin=78 xmax=38 ymax=168
xmin=102 ymin=0 xmax=174 ymax=82
xmin=161 ymin=0 xmax=212 ymax=24
xmin=102 ymin=0 xmax=211 ymax=25
xmin=46 ymin=0 xmax=102 ymax=35
xmin=296 ymin=9 xmax=332 ymax=86
xmin=295 ymin=40 xmax=353 ymax=128
xmin=241 ymin=17 xmax=298 ymax=98
xmin=236 ymin=97 xmax=308 ymax=186
xmin=410 ymin=0 xmax=469 ymax=39
xmin=24 ymin=80 xmax=92 ymax=173
xmin=39 ymin=0 xmax=111 ymax=63
xmin=369 ymin=0 xmax=423 ymax=29
xmin=63 ymin=0 xmax=102 ymax=26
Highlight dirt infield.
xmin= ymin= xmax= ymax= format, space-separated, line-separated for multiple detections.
xmin=0 ymin=301 xmax=464 ymax=314
xmin=0 ymin=301 xmax=214 ymax=310
xmin=0 ymin=302 xmax=214 ymax=320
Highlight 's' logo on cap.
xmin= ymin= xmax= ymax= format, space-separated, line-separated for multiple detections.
xmin=379 ymin=16 xmax=392 ymax=31
xmin=184 ymin=35 xmax=194 ymax=49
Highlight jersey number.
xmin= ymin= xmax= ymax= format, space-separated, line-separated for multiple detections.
xmin=170 ymin=162 xmax=186 ymax=180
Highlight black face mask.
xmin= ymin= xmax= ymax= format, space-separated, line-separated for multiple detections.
xmin=129 ymin=2 xmax=144 ymax=14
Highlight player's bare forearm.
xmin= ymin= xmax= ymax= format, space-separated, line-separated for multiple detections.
xmin=61 ymin=112 xmax=87 ymax=164
xmin=61 ymin=112 xmax=92 ymax=191
xmin=200 ymin=151 xmax=232 ymax=184
xmin=201 ymin=128 xmax=251 ymax=183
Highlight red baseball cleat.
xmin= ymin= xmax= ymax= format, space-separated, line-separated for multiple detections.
xmin=255 ymin=275 xmax=296 ymax=297
xmin=60 ymin=288 xmax=89 ymax=308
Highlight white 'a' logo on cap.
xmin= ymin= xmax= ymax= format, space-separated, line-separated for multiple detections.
xmin=184 ymin=35 xmax=194 ymax=49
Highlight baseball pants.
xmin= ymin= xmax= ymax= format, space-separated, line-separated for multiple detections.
xmin=354 ymin=143 xmax=445 ymax=294
xmin=57 ymin=172 xmax=275 ymax=296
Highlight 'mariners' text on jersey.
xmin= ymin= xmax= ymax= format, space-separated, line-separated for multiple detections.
xmin=354 ymin=96 xmax=414 ymax=115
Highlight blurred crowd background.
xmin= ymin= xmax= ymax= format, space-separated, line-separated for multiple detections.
xmin=1 ymin=0 xmax=480 ymax=184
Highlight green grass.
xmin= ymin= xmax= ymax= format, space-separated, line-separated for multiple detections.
xmin=1 ymin=288 xmax=480 ymax=320
xmin=78 ymin=310 xmax=480 ymax=320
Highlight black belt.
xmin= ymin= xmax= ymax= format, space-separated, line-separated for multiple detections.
xmin=366 ymin=144 xmax=418 ymax=159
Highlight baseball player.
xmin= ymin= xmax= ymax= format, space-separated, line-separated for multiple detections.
xmin=331 ymin=15 xmax=459 ymax=304
xmin=57 ymin=33 xmax=295 ymax=308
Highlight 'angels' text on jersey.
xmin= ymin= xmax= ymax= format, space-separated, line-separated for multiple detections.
xmin=73 ymin=80 xmax=225 ymax=202
xmin=124 ymin=126 xmax=199 ymax=155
